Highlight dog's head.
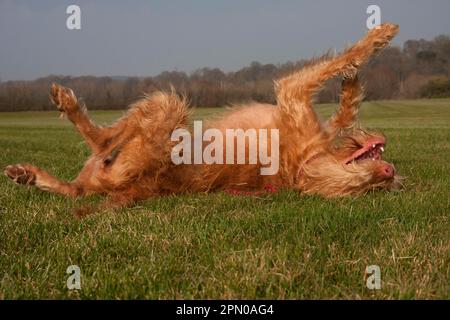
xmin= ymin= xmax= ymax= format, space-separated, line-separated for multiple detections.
xmin=298 ymin=129 xmax=403 ymax=197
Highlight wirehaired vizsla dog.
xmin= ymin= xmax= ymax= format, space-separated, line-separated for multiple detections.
xmin=5 ymin=23 xmax=402 ymax=213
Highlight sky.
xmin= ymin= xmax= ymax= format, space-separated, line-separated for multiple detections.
xmin=0 ymin=0 xmax=449 ymax=81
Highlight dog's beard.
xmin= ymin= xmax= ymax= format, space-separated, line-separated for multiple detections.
xmin=298 ymin=129 xmax=403 ymax=197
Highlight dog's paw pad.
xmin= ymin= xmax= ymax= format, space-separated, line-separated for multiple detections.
xmin=4 ymin=165 xmax=36 ymax=185
xmin=50 ymin=83 xmax=78 ymax=114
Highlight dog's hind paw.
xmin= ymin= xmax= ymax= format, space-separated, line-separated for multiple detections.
xmin=4 ymin=164 xmax=36 ymax=186
xmin=366 ymin=23 xmax=399 ymax=50
xmin=50 ymin=83 xmax=79 ymax=114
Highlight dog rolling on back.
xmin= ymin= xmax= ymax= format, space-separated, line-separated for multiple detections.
xmin=5 ymin=23 xmax=403 ymax=213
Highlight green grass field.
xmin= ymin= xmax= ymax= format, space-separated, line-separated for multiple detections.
xmin=0 ymin=99 xmax=449 ymax=299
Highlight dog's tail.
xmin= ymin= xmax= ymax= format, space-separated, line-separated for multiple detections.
xmin=127 ymin=88 xmax=191 ymax=139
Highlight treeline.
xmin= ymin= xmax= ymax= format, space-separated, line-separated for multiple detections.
xmin=1 ymin=35 xmax=450 ymax=111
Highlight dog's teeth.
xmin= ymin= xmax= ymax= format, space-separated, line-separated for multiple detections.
xmin=380 ymin=147 xmax=384 ymax=152
xmin=372 ymin=158 xmax=375 ymax=160
xmin=372 ymin=144 xmax=376 ymax=148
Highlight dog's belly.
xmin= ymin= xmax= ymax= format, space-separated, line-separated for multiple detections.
xmin=205 ymin=103 xmax=278 ymax=131
xmin=165 ymin=103 xmax=283 ymax=193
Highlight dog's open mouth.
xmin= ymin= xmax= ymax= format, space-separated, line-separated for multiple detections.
xmin=344 ymin=138 xmax=385 ymax=164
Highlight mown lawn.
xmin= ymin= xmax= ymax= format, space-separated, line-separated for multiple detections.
xmin=0 ymin=99 xmax=449 ymax=299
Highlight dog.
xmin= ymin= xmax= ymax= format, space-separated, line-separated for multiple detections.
xmin=4 ymin=23 xmax=402 ymax=212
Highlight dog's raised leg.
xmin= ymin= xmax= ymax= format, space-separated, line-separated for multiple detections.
xmin=50 ymin=84 xmax=125 ymax=154
xmin=275 ymin=23 xmax=398 ymax=135
xmin=4 ymin=164 xmax=84 ymax=198
xmin=276 ymin=23 xmax=398 ymax=103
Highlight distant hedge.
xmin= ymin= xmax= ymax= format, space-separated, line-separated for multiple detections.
xmin=1 ymin=34 xmax=450 ymax=111
xmin=420 ymin=77 xmax=450 ymax=98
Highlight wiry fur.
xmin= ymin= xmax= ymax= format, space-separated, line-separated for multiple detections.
xmin=5 ymin=24 xmax=403 ymax=213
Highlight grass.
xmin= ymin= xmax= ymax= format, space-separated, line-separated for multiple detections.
xmin=0 ymin=99 xmax=449 ymax=299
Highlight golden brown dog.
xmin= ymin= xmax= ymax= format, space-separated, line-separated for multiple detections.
xmin=4 ymin=23 xmax=402 ymax=212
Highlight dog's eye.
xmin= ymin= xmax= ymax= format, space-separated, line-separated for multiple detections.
xmin=103 ymin=148 xmax=120 ymax=166
xmin=103 ymin=157 xmax=112 ymax=166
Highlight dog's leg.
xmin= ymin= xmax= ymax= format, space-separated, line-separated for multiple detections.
xmin=50 ymin=84 xmax=125 ymax=154
xmin=71 ymin=191 xmax=140 ymax=219
xmin=276 ymin=23 xmax=398 ymax=104
xmin=275 ymin=23 xmax=398 ymax=134
xmin=4 ymin=164 xmax=84 ymax=198
xmin=326 ymin=75 xmax=363 ymax=137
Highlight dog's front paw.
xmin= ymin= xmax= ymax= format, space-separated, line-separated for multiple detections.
xmin=50 ymin=83 xmax=79 ymax=114
xmin=4 ymin=164 xmax=36 ymax=185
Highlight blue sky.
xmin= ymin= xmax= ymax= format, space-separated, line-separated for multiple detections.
xmin=1 ymin=0 xmax=449 ymax=80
